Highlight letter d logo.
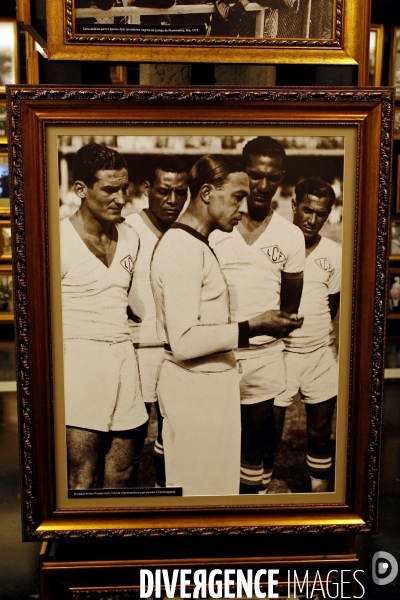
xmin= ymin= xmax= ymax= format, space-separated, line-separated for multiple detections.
xmin=372 ymin=551 xmax=398 ymax=585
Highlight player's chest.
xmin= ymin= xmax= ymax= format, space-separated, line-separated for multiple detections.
xmin=305 ymin=255 xmax=333 ymax=285
xmin=215 ymin=237 xmax=287 ymax=275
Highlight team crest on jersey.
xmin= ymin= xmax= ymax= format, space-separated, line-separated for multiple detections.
xmin=315 ymin=257 xmax=333 ymax=272
xmin=120 ymin=255 xmax=134 ymax=275
xmin=261 ymin=245 xmax=286 ymax=263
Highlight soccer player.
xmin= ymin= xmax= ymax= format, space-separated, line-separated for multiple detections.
xmin=275 ymin=178 xmax=341 ymax=493
xmin=61 ymin=142 xmax=148 ymax=490
xmin=211 ymin=136 xmax=305 ymax=495
xmin=151 ymin=154 xmax=302 ymax=496
xmin=125 ymin=155 xmax=188 ymax=487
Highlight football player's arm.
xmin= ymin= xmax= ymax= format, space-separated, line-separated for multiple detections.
xmin=280 ymin=272 xmax=303 ymax=315
xmin=328 ymin=292 xmax=340 ymax=321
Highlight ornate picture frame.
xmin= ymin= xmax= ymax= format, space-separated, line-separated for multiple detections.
xmin=8 ymin=85 xmax=392 ymax=540
xmin=45 ymin=0 xmax=370 ymax=83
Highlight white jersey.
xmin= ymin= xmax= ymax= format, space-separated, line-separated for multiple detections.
xmin=60 ymin=217 xmax=139 ymax=342
xmin=125 ymin=211 xmax=162 ymax=346
xmin=210 ymin=211 xmax=305 ymax=350
xmin=151 ymin=223 xmax=239 ymax=369
xmin=284 ymin=235 xmax=341 ymax=353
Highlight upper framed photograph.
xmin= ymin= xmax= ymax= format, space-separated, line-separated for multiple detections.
xmin=46 ymin=0 xmax=369 ymax=80
xmin=8 ymin=85 xmax=392 ymax=540
xmin=0 ymin=19 xmax=19 ymax=94
xmin=369 ymin=24 xmax=384 ymax=86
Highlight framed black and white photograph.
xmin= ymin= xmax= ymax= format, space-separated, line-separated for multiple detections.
xmin=45 ymin=0 xmax=369 ymax=80
xmin=0 ymin=19 xmax=18 ymax=93
xmin=369 ymin=24 xmax=384 ymax=86
xmin=8 ymin=86 xmax=392 ymax=539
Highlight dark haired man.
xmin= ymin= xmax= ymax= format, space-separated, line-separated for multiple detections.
xmin=61 ymin=142 xmax=148 ymax=490
xmin=211 ymin=136 xmax=305 ymax=495
xmin=151 ymin=154 xmax=301 ymax=496
xmin=125 ymin=155 xmax=188 ymax=487
xmin=275 ymin=178 xmax=340 ymax=493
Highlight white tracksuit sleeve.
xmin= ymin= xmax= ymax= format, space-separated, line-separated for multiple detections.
xmin=152 ymin=232 xmax=240 ymax=361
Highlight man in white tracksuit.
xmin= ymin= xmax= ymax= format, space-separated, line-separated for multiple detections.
xmin=151 ymin=154 xmax=302 ymax=496
xmin=126 ymin=155 xmax=188 ymax=486
xmin=275 ymin=177 xmax=341 ymax=493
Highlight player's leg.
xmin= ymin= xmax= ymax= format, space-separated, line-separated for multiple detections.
xmin=67 ymin=426 xmax=103 ymax=489
xmin=239 ymin=352 xmax=286 ymax=494
xmin=306 ymin=396 xmax=336 ymax=492
xmin=103 ymin=428 xmax=144 ymax=488
xmin=107 ymin=341 xmax=148 ymax=487
xmin=153 ymin=400 xmax=165 ymax=487
xmin=301 ymin=345 xmax=338 ymax=492
xmin=240 ymin=399 xmax=275 ymax=494
xmin=130 ymin=402 xmax=152 ymax=486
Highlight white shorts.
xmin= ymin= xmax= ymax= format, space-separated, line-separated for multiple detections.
xmin=64 ymin=338 xmax=148 ymax=432
xmin=274 ymin=345 xmax=338 ymax=407
xmin=237 ymin=350 xmax=286 ymax=405
xmin=156 ymin=357 xmax=241 ymax=496
xmin=135 ymin=346 xmax=164 ymax=403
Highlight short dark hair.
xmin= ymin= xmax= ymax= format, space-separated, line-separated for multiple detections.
xmin=294 ymin=178 xmax=336 ymax=209
xmin=188 ymin=154 xmax=244 ymax=200
xmin=73 ymin=143 xmax=127 ymax=188
xmin=147 ymin=155 xmax=187 ymax=185
xmin=242 ymin=136 xmax=286 ymax=168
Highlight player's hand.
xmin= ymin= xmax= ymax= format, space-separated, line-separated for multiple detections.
xmin=248 ymin=310 xmax=303 ymax=339
xmin=127 ymin=305 xmax=141 ymax=323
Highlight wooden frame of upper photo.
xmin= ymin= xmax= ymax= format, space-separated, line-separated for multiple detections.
xmin=7 ymin=85 xmax=392 ymax=540
xmin=45 ymin=0 xmax=370 ymax=84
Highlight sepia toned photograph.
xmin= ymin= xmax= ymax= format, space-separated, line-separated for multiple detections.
xmin=8 ymin=87 xmax=390 ymax=538
xmin=73 ymin=0 xmax=334 ymax=40
xmin=56 ymin=133 xmax=344 ymax=499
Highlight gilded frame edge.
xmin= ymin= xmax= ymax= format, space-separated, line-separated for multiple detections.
xmin=7 ymin=85 xmax=393 ymax=540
